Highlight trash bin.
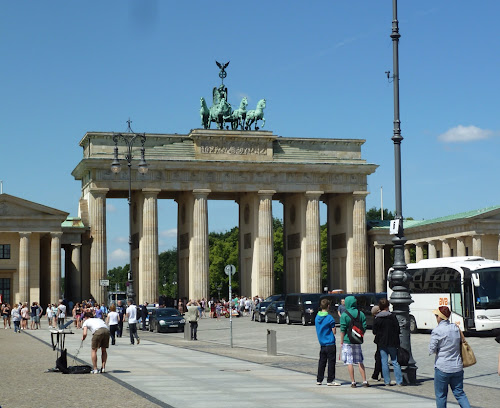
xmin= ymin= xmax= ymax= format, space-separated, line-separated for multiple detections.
xmin=267 ymin=329 xmax=277 ymax=356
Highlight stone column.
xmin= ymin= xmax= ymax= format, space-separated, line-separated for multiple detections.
xmin=258 ymin=190 xmax=275 ymax=298
xmin=50 ymin=232 xmax=63 ymax=305
xmin=428 ymin=240 xmax=438 ymax=259
xmin=351 ymin=192 xmax=368 ymax=292
xmin=303 ymin=191 xmax=323 ymax=293
xmin=71 ymin=244 xmax=82 ymax=302
xmin=19 ymin=232 xmax=31 ymax=303
xmin=374 ymin=243 xmax=385 ymax=293
xmin=190 ymin=189 xmax=210 ymax=301
xmin=141 ymin=189 xmax=160 ymax=303
xmin=457 ymin=237 xmax=467 ymax=257
xmin=442 ymin=239 xmax=451 ymax=258
xmin=415 ymin=242 xmax=425 ymax=262
xmin=404 ymin=245 xmax=411 ymax=264
xmin=473 ymin=235 xmax=482 ymax=257
xmin=89 ymin=188 xmax=108 ymax=304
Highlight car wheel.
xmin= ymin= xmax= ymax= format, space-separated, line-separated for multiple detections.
xmin=276 ymin=314 xmax=281 ymax=324
xmin=286 ymin=314 xmax=291 ymax=325
xmin=301 ymin=315 xmax=307 ymax=326
xmin=409 ymin=315 xmax=417 ymax=334
xmin=265 ymin=314 xmax=269 ymax=323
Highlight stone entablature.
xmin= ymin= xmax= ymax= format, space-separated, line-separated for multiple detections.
xmin=73 ymin=129 xmax=377 ymax=196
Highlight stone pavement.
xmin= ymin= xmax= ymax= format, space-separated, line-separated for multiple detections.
xmin=0 ymin=320 xmax=496 ymax=408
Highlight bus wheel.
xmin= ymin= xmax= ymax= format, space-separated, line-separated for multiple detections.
xmin=409 ymin=315 xmax=417 ymax=333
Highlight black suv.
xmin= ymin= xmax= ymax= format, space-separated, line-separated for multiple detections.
xmin=284 ymin=293 xmax=322 ymax=326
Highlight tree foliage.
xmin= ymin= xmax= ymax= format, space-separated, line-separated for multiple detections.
xmin=107 ymin=265 xmax=129 ymax=292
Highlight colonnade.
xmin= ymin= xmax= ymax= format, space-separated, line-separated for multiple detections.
xmin=86 ymin=188 xmax=369 ymax=304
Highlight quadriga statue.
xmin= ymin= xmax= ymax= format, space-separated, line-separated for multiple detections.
xmin=245 ymin=99 xmax=266 ymax=130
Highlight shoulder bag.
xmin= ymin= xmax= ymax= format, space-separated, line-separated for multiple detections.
xmin=459 ymin=328 xmax=476 ymax=368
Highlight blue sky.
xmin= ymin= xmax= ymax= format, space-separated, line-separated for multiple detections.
xmin=1 ymin=1 xmax=500 ymax=269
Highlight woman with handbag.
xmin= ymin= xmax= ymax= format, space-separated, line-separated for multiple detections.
xmin=429 ymin=306 xmax=471 ymax=408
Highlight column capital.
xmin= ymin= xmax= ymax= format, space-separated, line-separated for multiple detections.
xmin=89 ymin=187 xmax=109 ymax=197
xmin=305 ymin=191 xmax=324 ymax=200
xmin=193 ymin=189 xmax=211 ymax=198
xmin=353 ymin=191 xmax=369 ymax=198
xmin=19 ymin=232 xmax=32 ymax=238
xmin=258 ymin=190 xmax=275 ymax=198
xmin=374 ymin=242 xmax=385 ymax=249
xmin=142 ymin=188 xmax=161 ymax=197
xmin=50 ymin=232 xmax=63 ymax=239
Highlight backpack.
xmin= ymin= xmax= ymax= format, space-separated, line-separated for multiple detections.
xmin=344 ymin=309 xmax=364 ymax=344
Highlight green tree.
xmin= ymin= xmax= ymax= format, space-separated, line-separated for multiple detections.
xmin=273 ymin=218 xmax=284 ymax=293
xmin=159 ymin=248 xmax=178 ymax=298
xmin=366 ymin=206 xmax=394 ymax=221
xmin=208 ymin=227 xmax=239 ymax=298
xmin=107 ymin=265 xmax=129 ymax=291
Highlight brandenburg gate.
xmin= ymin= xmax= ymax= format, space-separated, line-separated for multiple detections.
xmin=72 ymin=129 xmax=377 ymax=304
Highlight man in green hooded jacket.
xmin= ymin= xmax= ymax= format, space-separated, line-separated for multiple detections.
xmin=340 ymin=295 xmax=369 ymax=388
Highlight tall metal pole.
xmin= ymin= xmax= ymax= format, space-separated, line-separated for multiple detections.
xmin=388 ymin=0 xmax=417 ymax=383
xmin=111 ymin=120 xmax=148 ymax=305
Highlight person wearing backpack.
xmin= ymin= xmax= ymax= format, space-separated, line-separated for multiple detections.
xmin=340 ymin=295 xmax=369 ymax=388
xmin=372 ymin=298 xmax=403 ymax=386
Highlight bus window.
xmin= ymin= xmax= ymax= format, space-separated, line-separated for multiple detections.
xmin=475 ymin=268 xmax=500 ymax=310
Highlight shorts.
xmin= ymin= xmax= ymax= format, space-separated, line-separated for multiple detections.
xmin=341 ymin=343 xmax=364 ymax=365
xmin=91 ymin=328 xmax=110 ymax=349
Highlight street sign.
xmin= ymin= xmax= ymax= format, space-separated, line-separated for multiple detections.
xmin=100 ymin=279 xmax=110 ymax=287
xmin=224 ymin=264 xmax=236 ymax=276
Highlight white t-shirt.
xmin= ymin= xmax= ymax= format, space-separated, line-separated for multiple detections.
xmin=107 ymin=311 xmax=119 ymax=325
xmin=82 ymin=318 xmax=107 ymax=334
xmin=126 ymin=305 xmax=137 ymax=323
xmin=57 ymin=304 xmax=66 ymax=318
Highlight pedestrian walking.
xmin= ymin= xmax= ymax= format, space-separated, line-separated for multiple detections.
xmin=141 ymin=302 xmax=148 ymax=331
xmin=106 ymin=303 xmax=120 ymax=345
xmin=315 ymin=298 xmax=341 ymax=386
xmin=2 ymin=303 xmax=11 ymax=329
xmin=370 ymin=305 xmax=382 ymax=381
xmin=340 ymin=295 xmax=369 ymax=388
xmin=82 ymin=311 xmax=110 ymax=374
xmin=186 ymin=300 xmax=200 ymax=340
xmin=117 ymin=300 xmax=125 ymax=337
xmin=337 ymin=298 xmax=346 ymax=318
xmin=11 ymin=304 xmax=21 ymax=333
xmin=126 ymin=299 xmax=140 ymax=345
xmin=429 ymin=306 xmax=471 ymax=408
xmin=57 ymin=299 xmax=66 ymax=329
xmin=372 ymin=299 xmax=403 ymax=386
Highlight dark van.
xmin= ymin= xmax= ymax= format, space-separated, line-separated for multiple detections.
xmin=320 ymin=292 xmax=387 ymax=328
xmin=284 ymin=293 xmax=322 ymax=326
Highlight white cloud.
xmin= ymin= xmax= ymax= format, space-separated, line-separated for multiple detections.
xmin=438 ymin=125 xmax=493 ymax=143
xmin=114 ymin=236 xmax=128 ymax=244
xmin=109 ymin=248 xmax=128 ymax=262
xmin=160 ymin=228 xmax=177 ymax=238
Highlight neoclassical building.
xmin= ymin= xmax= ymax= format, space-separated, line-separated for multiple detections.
xmin=71 ymin=129 xmax=377 ymax=304
xmin=368 ymin=205 xmax=500 ymax=292
xmin=0 ymin=194 xmax=85 ymax=306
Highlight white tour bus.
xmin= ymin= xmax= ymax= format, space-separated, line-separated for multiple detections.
xmin=388 ymin=256 xmax=500 ymax=333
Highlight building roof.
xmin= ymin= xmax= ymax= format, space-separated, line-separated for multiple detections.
xmin=367 ymin=205 xmax=500 ymax=231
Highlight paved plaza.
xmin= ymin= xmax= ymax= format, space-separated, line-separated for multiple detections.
xmin=1 ymin=316 xmax=498 ymax=408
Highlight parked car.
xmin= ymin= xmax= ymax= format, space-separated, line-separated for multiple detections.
xmin=264 ymin=294 xmax=284 ymax=302
xmin=320 ymin=292 xmax=387 ymax=327
xmin=264 ymin=300 xmax=286 ymax=324
xmin=148 ymin=307 xmax=186 ymax=333
xmin=284 ymin=293 xmax=322 ymax=325
xmin=255 ymin=301 xmax=272 ymax=322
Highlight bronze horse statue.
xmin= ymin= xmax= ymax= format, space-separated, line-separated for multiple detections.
xmin=245 ymin=99 xmax=266 ymax=130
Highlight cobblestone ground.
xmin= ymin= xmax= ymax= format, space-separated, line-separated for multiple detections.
xmin=0 ymin=327 xmax=161 ymax=408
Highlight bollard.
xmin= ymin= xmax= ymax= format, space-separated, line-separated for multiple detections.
xmin=184 ymin=322 xmax=190 ymax=340
xmin=267 ymin=329 xmax=277 ymax=356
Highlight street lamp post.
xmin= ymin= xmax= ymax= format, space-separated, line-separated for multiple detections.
xmin=387 ymin=0 xmax=417 ymax=383
xmin=111 ymin=119 xmax=148 ymax=305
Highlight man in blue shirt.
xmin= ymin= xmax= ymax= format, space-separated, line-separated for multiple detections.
xmin=315 ymin=298 xmax=341 ymax=386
